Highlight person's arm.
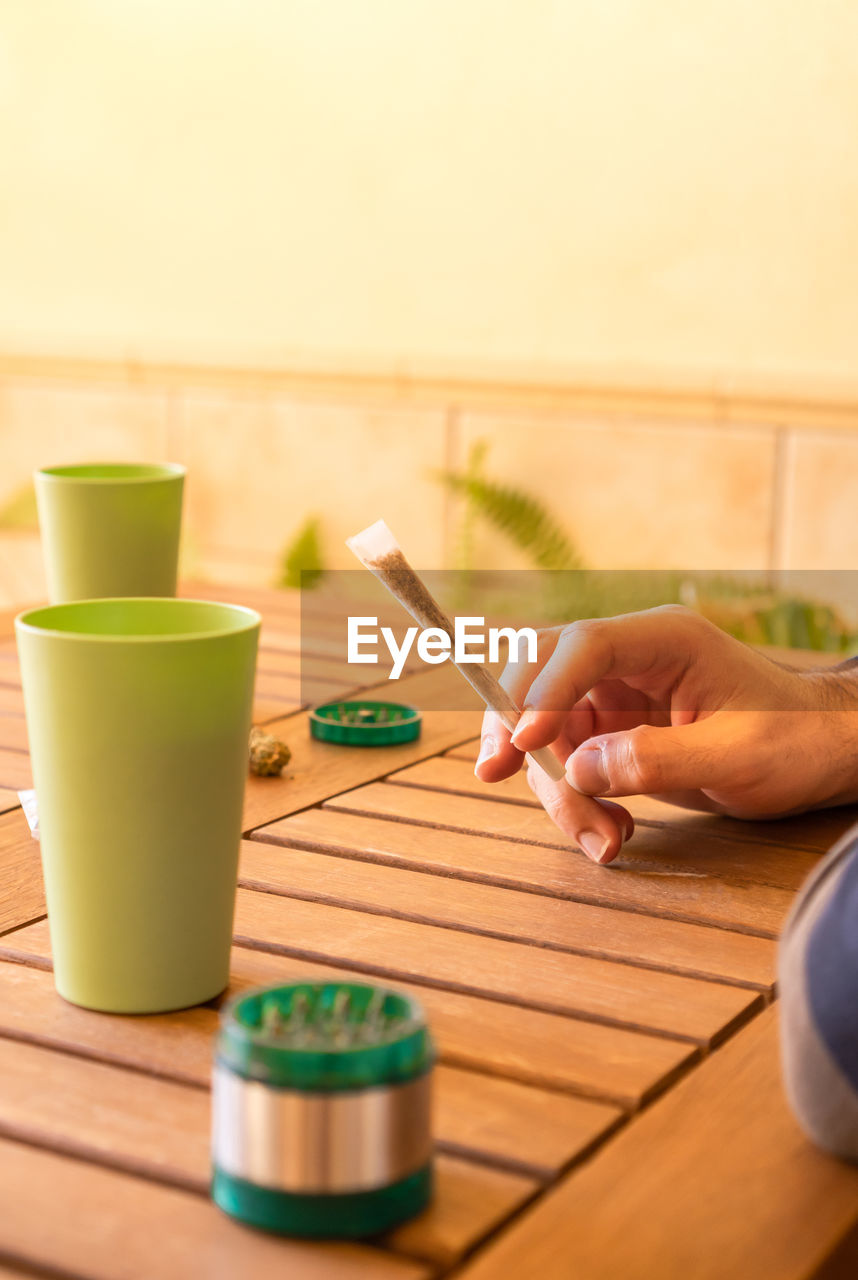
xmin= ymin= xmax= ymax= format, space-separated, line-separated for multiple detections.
xmin=779 ymin=823 xmax=858 ymax=1162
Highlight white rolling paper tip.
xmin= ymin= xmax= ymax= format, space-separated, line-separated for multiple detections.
xmin=345 ymin=519 xmax=401 ymax=566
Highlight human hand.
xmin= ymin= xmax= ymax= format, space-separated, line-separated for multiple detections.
xmin=475 ymin=605 xmax=858 ymax=864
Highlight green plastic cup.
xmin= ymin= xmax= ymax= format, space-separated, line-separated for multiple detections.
xmin=15 ymin=598 xmax=260 ymax=1013
xmin=35 ymin=462 xmax=186 ymax=603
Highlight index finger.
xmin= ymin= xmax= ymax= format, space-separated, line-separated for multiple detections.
xmin=476 ymin=628 xmax=563 ymax=780
xmin=511 ymin=606 xmax=710 ymax=753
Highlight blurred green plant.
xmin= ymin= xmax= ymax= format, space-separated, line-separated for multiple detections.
xmin=433 ymin=441 xmax=857 ymax=654
xmin=275 ymin=516 xmax=325 ymax=590
xmin=436 ymin=440 xmax=582 ymax=572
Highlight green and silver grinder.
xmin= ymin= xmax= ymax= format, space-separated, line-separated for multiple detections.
xmin=211 ymin=980 xmax=435 ymax=1237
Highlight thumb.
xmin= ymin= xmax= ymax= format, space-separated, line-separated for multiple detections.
xmin=566 ymin=719 xmax=744 ymax=798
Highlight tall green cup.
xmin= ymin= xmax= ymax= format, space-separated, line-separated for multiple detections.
xmin=15 ymin=598 xmax=260 ymax=1013
xmin=35 ymin=462 xmax=186 ymax=603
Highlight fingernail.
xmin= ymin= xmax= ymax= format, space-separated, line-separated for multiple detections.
xmin=577 ymin=830 xmax=612 ymax=863
xmin=510 ymin=708 xmax=536 ymax=747
xmin=568 ymin=746 xmax=609 ymax=795
xmin=475 ymin=736 xmax=496 ymax=770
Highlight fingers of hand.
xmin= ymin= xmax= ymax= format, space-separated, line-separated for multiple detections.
xmin=475 ymin=709 xmax=523 ymax=781
xmin=565 ymin=718 xmax=740 ymax=798
xmin=498 ymin=625 xmax=564 ymax=706
xmin=512 ymin=606 xmax=711 ymax=752
xmin=476 ymin=629 xmax=563 ymax=780
xmin=526 ymin=762 xmax=631 ymax=864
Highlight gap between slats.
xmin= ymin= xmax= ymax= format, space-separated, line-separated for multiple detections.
xmin=248 ymin=803 xmax=785 ymax=942
xmin=0 ymin=937 xmax=699 ymax=1112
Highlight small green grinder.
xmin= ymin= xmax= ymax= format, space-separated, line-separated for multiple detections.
xmin=211 ymin=980 xmax=435 ymax=1237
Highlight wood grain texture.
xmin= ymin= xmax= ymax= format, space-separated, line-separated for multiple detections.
xmin=228 ymin=889 xmax=761 ymax=1044
xmin=255 ymin=670 xmax=349 ymax=704
xmin=0 ymin=962 xmax=618 ymax=1177
xmin=270 ymin=803 xmax=793 ymax=937
xmin=0 ymin=788 xmax=20 ymax=815
xmin=242 ymin=667 xmax=483 ymax=832
xmin=0 ymin=684 xmax=25 ymax=715
xmin=2 ymin=633 xmax=295 ymax=728
xmin=0 ymin=1037 xmax=537 ymax=1267
xmin=0 ymin=809 xmax=43 ymax=933
xmin=253 ymin=694 xmax=303 ymax=724
xmin=0 ymin=588 xmax=850 ymax=1277
xmin=0 ymin=937 xmax=697 ymax=1108
xmin=439 ymin=747 xmax=858 ymax=855
xmin=0 ymin=748 xmax=32 ymax=790
xmin=0 ymin=714 xmax=28 ymax=752
xmin=0 ymin=1137 xmax=430 ymax=1280
xmin=456 ymin=1008 xmax=858 ymax=1280
xmin=327 ymin=782 xmax=818 ymax=897
xmin=180 ymin=580 xmax=301 ymax=615
xmin=240 ymin=836 xmax=777 ymax=989
xmin=386 ymin=1159 xmax=536 ymax=1267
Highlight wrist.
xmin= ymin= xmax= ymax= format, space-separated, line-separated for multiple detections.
xmin=794 ymin=669 xmax=858 ymax=808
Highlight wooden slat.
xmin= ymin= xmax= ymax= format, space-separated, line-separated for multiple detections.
xmin=241 ymin=667 xmax=483 ymax=831
xmin=385 ymin=1159 xmax=536 ymax=1268
xmin=0 ymin=809 xmax=43 ymax=934
xmin=0 ymin=684 xmax=25 ymax=715
xmin=0 ymin=714 xmax=28 ymax=752
xmin=260 ymin=624 xmax=311 ymax=652
xmin=327 ymin=782 xmax=819 ymax=896
xmin=226 ymin=951 xmax=689 ymax=1113
xmin=255 ymin=670 xmax=353 ymax=703
xmin=439 ymin=747 xmax=858 ymax=856
xmin=257 ymin=649 xmax=412 ymax=689
xmin=257 ymin=648 xmax=359 ymax=677
xmin=240 ymin=837 xmax=776 ymax=989
xmin=266 ymin=804 xmax=793 ymax=937
xmin=618 ymin=793 xmax=858 ymax=856
xmin=253 ymin=694 xmax=302 ymax=723
xmin=0 ymin=1137 xmax=430 ymax=1280
xmin=0 ymin=788 xmax=20 ymax=815
xmin=456 ymin=1008 xmax=858 ymax=1280
xmin=0 ymin=961 xmax=619 ymax=1178
xmin=180 ymin=580 xmax=301 ymax=616
xmin=229 ymin=889 xmax=762 ymax=1044
xmin=0 ymin=1036 xmax=538 ymax=1267
xmin=0 ymin=748 xmax=31 ymax=790
xmin=0 ymin=939 xmax=694 ymax=1108
xmin=0 ymin=680 xmax=294 ymax=735
xmin=431 ymin=1064 xmax=620 ymax=1176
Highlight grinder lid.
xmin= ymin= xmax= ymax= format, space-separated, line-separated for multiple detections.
xmin=309 ymin=700 xmax=422 ymax=746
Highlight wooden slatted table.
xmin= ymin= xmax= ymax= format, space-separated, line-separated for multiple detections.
xmin=1 ymin=584 xmax=858 ymax=1278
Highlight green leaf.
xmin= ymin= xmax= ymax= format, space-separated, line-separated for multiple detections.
xmin=438 ymin=471 xmax=582 ymax=571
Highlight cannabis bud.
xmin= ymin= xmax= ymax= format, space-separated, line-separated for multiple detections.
xmin=248 ymin=727 xmax=291 ymax=777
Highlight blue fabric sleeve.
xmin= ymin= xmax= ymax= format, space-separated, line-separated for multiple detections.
xmin=806 ymin=836 xmax=858 ymax=1090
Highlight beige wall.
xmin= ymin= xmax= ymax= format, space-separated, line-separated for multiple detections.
xmin=1 ymin=362 xmax=856 ymax=610
xmin=2 ymin=6 xmax=856 ymax=605
xmin=2 ymin=2 xmax=858 ymax=383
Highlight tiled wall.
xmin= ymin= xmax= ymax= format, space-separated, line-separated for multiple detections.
xmin=0 ymin=363 xmax=855 ymax=606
